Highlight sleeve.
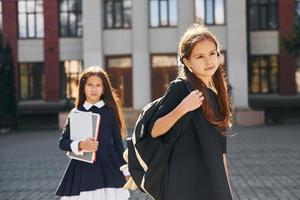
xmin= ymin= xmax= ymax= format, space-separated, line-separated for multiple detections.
xmin=219 ymin=135 xmax=227 ymax=154
xmin=147 ymin=80 xmax=186 ymax=134
xmin=111 ymin=110 xmax=126 ymax=166
xmin=70 ymin=140 xmax=84 ymax=155
xmin=58 ymin=117 xmax=73 ymax=152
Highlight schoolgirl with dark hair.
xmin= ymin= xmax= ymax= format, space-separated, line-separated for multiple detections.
xmin=56 ymin=66 xmax=130 ymax=200
xmin=150 ymin=24 xmax=234 ymax=200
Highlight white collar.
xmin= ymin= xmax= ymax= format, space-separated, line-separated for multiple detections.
xmin=83 ymin=100 xmax=105 ymax=110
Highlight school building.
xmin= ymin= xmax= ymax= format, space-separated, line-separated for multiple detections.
xmin=0 ymin=0 xmax=299 ymax=128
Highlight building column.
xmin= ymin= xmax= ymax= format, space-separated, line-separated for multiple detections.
xmin=177 ymin=0 xmax=194 ymax=39
xmin=82 ymin=0 xmax=103 ymax=68
xmin=2 ymin=0 xmax=19 ymax=100
xmin=278 ymin=0 xmax=296 ymax=95
xmin=44 ymin=0 xmax=60 ymax=101
xmin=131 ymin=0 xmax=151 ymax=109
xmin=226 ymin=0 xmax=248 ymax=108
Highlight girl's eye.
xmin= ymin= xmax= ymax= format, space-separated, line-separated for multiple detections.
xmin=197 ymin=56 xmax=204 ymax=59
xmin=210 ymin=52 xmax=216 ymax=56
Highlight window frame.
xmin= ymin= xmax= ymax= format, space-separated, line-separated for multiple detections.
xmin=103 ymin=0 xmax=132 ymax=29
xmin=19 ymin=62 xmax=45 ymax=100
xmin=194 ymin=0 xmax=226 ymax=26
xmin=105 ymin=55 xmax=133 ymax=107
xmin=17 ymin=0 xmax=44 ymax=39
xmin=149 ymin=0 xmax=178 ymax=28
xmin=59 ymin=0 xmax=83 ymax=37
xmin=60 ymin=60 xmax=83 ymax=100
xmin=249 ymin=55 xmax=279 ymax=94
xmin=150 ymin=53 xmax=178 ymax=68
xmin=249 ymin=0 xmax=278 ymax=31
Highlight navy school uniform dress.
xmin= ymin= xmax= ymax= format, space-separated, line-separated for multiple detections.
xmin=148 ymin=79 xmax=232 ymax=200
xmin=56 ymin=100 xmax=130 ymax=200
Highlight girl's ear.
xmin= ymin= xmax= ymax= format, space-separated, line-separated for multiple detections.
xmin=183 ymin=58 xmax=193 ymax=72
xmin=218 ymin=53 xmax=224 ymax=66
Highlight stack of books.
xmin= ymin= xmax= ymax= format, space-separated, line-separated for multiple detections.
xmin=67 ymin=111 xmax=101 ymax=163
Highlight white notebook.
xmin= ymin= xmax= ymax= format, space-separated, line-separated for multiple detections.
xmin=67 ymin=111 xmax=100 ymax=163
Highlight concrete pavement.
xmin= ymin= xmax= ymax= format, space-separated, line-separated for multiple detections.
xmin=0 ymin=125 xmax=299 ymax=200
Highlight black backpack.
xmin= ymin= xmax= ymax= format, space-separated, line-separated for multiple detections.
xmin=124 ymin=79 xmax=193 ymax=200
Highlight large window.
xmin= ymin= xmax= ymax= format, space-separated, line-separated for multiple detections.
xmin=18 ymin=0 xmax=44 ymax=38
xmin=104 ymin=0 xmax=132 ymax=29
xmin=250 ymin=55 xmax=279 ymax=94
xmin=249 ymin=0 xmax=278 ymax=31
xmin=106 ymin=56 xmax=132 ymax=107
xmin=151 ymin=54 xmax=177 ymax=100
xmin=20 ymin=63 xmax=44 ymax=100
xmin=60 ymin=60 xmax=82 ymax=99
xmin=195 ymin=0 xmax=225 ymax=25
xmin=0 ymin=1 xmax=2 ymax=31
xmin=60 ymin=0 xmax=82 ymax=37
xmin=149 ymin=0 xmax=178 ymax=27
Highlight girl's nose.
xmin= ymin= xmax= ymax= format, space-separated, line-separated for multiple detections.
xmin=204 ymin=57 xmax=210 ymax=65
xmin=92 ymin=86 xmax=97 ymax=91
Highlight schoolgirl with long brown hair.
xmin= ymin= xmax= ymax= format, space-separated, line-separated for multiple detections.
xmin=56 ymin=66 xmax=130 ymax=199
xmin=150 ymin=24 xmax=234 ymax=200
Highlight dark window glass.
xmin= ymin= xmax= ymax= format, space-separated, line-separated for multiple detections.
xmin=19 ymin=63 xmax=45 ymax=100
xmin=59 ymin=0 xmax=82 ymax=37
xmin=104 ymin=0 xmax=132 ymax=29
xmin=106 ymin=56 xmax=133 ymax=107
xmin=149 ymin=0 xmax=178 ymax=27
xmin=17 ymin=0 xmax=44 ymax=38
xmin=250 ymin=55 xmax=279 ymax=94
xmin=151 ymin=55 xmax=177 ymax=100
xmin=195 ymin=0 xmax=225 ymax=25
xmin=249 ymin=0 xmax=278 ymax=30
xmin=60 ymin=60 xmax=82 ymax=99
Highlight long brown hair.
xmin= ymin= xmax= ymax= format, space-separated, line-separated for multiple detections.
xmin=75 ymin=66 xmax=127 ymax=138
xmin=178 ymin=24 xmax=233 ymax=134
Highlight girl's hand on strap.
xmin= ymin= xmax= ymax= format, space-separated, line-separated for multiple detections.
xmin=179 ymin=90 xmax=204 ymax=114
xmin=79 ymin=137 xmax=99 ymax=152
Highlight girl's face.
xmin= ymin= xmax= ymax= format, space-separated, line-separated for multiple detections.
xmin=184 ymin=39 xmax=219 ymax=83
xmin=84 ymin=75 xmax=104 ymax=104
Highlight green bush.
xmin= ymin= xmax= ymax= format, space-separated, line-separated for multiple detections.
xmin=0 ymin=32 xmax=17 ymax=129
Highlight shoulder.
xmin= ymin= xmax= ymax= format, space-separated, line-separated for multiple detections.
xmin=166 ymin=78 xmax=189 ymax=97
xmin=169 ymin=78 xmax=186 ymax=88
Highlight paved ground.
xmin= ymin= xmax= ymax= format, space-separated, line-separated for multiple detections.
xmin=0 ymin=124 xmax=299 ymax=200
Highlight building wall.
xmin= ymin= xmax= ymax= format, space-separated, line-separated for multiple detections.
xmin=2 ymin=0 xmax=298 ymax=123
xmin=226 ymin=0 xmax=248 ymax=108
xmin=250 ymin=31 xmax=279 ymax=55
xmin=18 ymin=40 xmax=44 ymax=62
xmin=59 ymin=38 xmax=83 ymax=61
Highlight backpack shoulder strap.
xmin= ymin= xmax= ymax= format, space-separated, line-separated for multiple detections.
xmin=171 ymin=78 xmax=194 ymax=136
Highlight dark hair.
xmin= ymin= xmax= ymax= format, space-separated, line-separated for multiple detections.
xmin=75 ymin=66 xmax=127 ymax=138
xmin=178 ymin=24 xmax=233 ymax=134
